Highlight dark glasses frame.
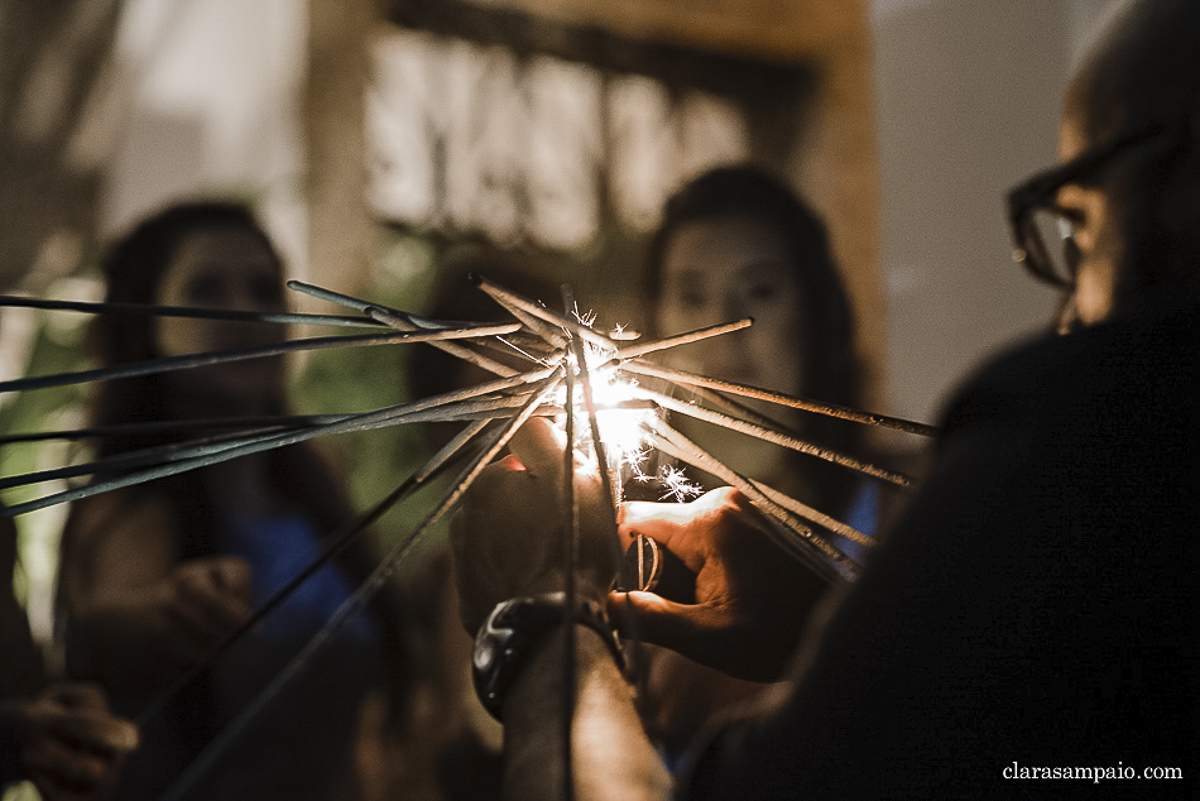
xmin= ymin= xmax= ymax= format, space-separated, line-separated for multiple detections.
xmin=1006 ymin=121 xmax=1176 ymax=288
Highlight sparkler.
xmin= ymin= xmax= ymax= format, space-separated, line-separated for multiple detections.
xmin=0 ymin=277 xmax=936 ymax=798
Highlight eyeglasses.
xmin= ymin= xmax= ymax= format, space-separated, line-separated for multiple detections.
xmin=1006 ymin=121 xmax=1175 ymax=289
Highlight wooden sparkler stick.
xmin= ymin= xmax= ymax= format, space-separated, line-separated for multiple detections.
xmin=622 ymin=360 xmax=939 ymax=437
xmin=0 ymin=322 xmax=522 ymax=394
xmin=158 ymin=370 xmax=564 ymax=801
xmin=637 ymin=387 xmax=916 ymax=488
xmin=0 ymin=293 xmax=385 ymax=328
xmin=612 ymin=318 xmax=753 ymax=361
xmin=647 ymin=418 xmax=858 ymax=584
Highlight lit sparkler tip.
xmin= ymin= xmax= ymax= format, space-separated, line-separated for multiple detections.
xmin=609 ymin=323 xmax=641 ymax=341
xmin=658 ymin=464 xmax=702 ymax=502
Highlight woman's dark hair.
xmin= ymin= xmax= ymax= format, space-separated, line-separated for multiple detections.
xmin=61 ymin=200 xmax=414 ymax=732
xmin=85 ymin=201 xmax=349 ymax=556
xmin=644 ymin=165 xmax=867 ymax=517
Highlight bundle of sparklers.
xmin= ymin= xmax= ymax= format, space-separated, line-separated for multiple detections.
xmin=0 ymin=276 xmax=935 ymax=799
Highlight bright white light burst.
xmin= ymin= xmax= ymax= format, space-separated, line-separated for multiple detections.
xmin=658 ymin=464 xmax=702 ymax=502
xmin=554 ymin=331 xmax=657 ymax=484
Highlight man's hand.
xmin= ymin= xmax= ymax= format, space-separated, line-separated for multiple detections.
xmin=160 ymin=555 xmax=252 ymax=664
xmin=450 ymin=418 xmax=620 ymax=634
xmin=609 ymin=487 xmax=827 ymax=682
xmin=18 ymin=683 xmax=139 ymax=800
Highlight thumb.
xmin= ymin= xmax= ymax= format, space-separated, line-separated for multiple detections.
xmin=508 ymin=417 xmax=566 ymax=481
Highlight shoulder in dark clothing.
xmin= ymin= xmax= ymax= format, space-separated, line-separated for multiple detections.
xmin=680 ymin=301 xmax=1198 ymax=798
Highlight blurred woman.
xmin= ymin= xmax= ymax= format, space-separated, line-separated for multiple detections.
xmin=644 ymin=164 xmax=871 ymax=531
xmin=637 ymin=164 xmax=874 ymax=766
xmin=56 ymin=201 xmax=408 ymax=800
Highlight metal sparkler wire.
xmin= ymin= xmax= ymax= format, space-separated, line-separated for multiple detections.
xmin=0 ymin=424 xmax=313 ymax=490
xmin=559 ymin=305 xmax=578 ymax=801
xmin=638 ymin=387 xmax=916 ymax=488
xmin=477 ymin=292 xmax=572 ymax=350
xmin=0 ymin=398 xmax=560 ymax=492
xmin=2 ymin=371 xmax=554 ymax=516
xmin=1 ymin=275 xmax=938 ymax=799
xmin=133 ymin=416 xmax=494 ymax=730
xmin=365 ymin=305 xmax=522 ymax=377
xmin=157 ymin=369 xmax=564 ymax=801
xmin=0 ymin=293 xmax=387 ymax=329
xmin=0 ymin=322 xmax=522 ymax=395
xmin=1 ymin=398 xmax=653 ymax=494
xmin=621 ymin=360 xmax=939 ymax=438
xmin=643 ymin=414 xmax=875 ymax=552
xmin=0 ymin=416 xmax=336 ymax=446
xmin=612 ymin=318 xmax=754 ymax=361
xmin=646 ymin=418 xmax=858 ymax=584
xmin=284 ymin=280 xmax=447 ymax=330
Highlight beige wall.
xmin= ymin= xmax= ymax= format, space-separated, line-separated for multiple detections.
xmin=872 ymin=0 xmax=1109 ymax=423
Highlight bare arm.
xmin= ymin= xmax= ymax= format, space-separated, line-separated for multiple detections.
xmin=1 ymin=683 xmax=139 ymax=800
xmin=60 ymin=492 xmax=251 ymax=699
xmin=1 ymin=511 xmax=43 ymax=699
xmin=451 ymin=419 xmax=672 ymax=801
xmin=503 ymin=626 xmax=671 ymax=801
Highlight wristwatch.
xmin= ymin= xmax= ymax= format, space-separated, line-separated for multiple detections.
xmin=472 ymin=591 xmax=624 ymax=721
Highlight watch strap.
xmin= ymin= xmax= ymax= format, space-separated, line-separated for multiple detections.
xmin=472 ymin=591 xmax=623 ymax=721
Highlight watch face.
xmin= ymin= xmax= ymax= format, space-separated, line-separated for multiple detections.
xmin=473 ymin=638 xmax=496 ymax=671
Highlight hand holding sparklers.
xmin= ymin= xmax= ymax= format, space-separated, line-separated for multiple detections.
xmin=612 ymin=488 xmax=827 ymax=683
xmin=451 ymin=416 xmax=828 ymax=684
xmin=450 ymin=418 xmax=620 ymax=635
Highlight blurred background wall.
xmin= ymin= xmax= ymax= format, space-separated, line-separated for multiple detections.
xmin=2 ymin=0 xmax=1112 ymax=419
xmin=874 ymin=0 xmax=1109 ymax=421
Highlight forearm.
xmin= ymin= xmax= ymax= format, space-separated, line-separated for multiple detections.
xmin=0 ymin=698 xmax=28 ymax=785
xmin=65 ymin=595 xmax=181 ymax=698
xmin=504 ymin=625 xmax=672 ymax=801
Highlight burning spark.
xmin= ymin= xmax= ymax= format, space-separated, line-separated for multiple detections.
xmin=571 ymin=305 xmax=598 ymax=328
xmin=553 ymin=316 xmax=657 ymax=481
xmin=609 ymin=322 xmax=641 ymax=341
xmin=658 ymin=464 xmax=701 ymax=502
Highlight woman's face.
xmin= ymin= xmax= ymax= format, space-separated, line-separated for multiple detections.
xmin=654 ymin=215 xmax=805 ymax=481
xmin=153 ymin=225 xmax=286 ymax=404
xmin=655 ymin=214 xmax=804 ymax=396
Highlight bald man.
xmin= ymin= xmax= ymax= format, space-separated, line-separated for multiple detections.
xmin=449 ymin=1 xmax=1198 ymax=797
